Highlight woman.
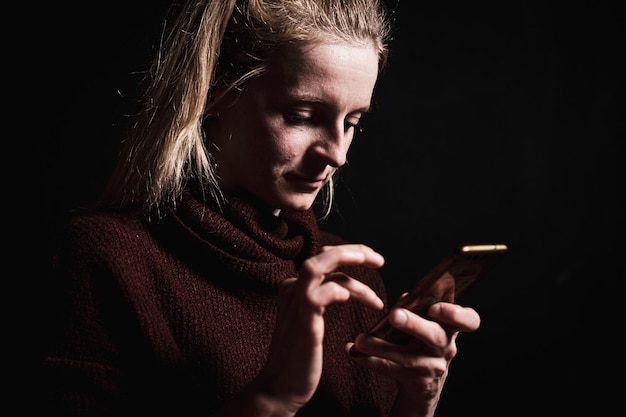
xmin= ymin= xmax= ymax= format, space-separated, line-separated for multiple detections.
xmin=42 ymin=1 xmax=481 ymax=416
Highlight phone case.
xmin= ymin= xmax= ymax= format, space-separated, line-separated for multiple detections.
xmin=367 ymin=244 xmax=508 ymax=345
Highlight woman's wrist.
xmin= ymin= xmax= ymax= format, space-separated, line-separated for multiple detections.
xmin=388 ymin=384 xmax=442 ymax=417
xmin=212 ymin=380 xmax=298 ymax=417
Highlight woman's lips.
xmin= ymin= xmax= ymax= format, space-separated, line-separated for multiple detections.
xmin=286 ymin=173 xmax=327 ymax=191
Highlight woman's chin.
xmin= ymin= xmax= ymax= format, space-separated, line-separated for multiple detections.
xmin=277 ymin=194 xmax=318 ymax=213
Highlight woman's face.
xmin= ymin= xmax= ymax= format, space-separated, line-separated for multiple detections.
xmin=208 ymin=41 xmax=379 ymax=214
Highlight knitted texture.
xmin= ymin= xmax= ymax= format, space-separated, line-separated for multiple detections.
xmin=42 ymin=191 xmax=396 ymax=416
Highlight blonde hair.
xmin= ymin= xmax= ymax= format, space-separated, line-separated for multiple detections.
xmin=100 ymin=0 xmax=391 ymax=219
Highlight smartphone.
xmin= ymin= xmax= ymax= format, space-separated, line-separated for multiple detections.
xmin=364 ymin=243 xmax=508 ymax=346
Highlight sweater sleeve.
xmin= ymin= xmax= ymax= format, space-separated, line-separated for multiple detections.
xmin=41 ymin=212 xmax=191 ymax=415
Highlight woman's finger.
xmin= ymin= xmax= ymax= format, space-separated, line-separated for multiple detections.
xmin=312 ymin=272 xmax=384 ymax=310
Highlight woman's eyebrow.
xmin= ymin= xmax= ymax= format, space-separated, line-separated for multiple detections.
xmin=289 ymin=93 xmax=372 ymax=114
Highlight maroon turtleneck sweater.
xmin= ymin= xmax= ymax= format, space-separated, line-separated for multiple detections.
xmin=42 ymin=191 xmax=397 ymax=416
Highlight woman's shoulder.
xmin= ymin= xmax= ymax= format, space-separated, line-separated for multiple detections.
xmin=51 ymin=208 xmax=161 ymax=273
xmin=65 ymin=209 xmax=147 ymax=239
xmin=54 ymin=208 xmax=154 ymax=258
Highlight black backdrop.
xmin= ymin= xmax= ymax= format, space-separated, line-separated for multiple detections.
xmin=37 ymin=1 xmax=622 ymax=415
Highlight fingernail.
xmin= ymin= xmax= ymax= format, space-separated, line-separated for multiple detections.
xmin=349 ymin=345 xmax=369 ymax=358
xmin=392 ymin=308 xmax=408 ymax=325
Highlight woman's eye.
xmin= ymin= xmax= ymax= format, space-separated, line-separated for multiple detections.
xmin=285 ymin=112 xmax=312 ymax=125
xmin=284 ymin=110 xmax=363 ymax=133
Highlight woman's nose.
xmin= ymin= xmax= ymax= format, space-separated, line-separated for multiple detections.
xmin=314 ymin=124 xmax=349 ymax=168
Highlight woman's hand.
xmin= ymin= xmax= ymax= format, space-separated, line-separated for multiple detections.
xmin=348 ymin=302 xmax=481 ymax=417
xmin=247 ymin=244 xmax=385 ymax=416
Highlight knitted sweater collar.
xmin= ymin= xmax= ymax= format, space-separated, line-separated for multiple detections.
xmin=160 ymin=190 xmax=321 ymax=287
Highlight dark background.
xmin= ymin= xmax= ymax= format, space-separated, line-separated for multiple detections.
xmin=36 ymin=1 xmax=622 ymax=415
